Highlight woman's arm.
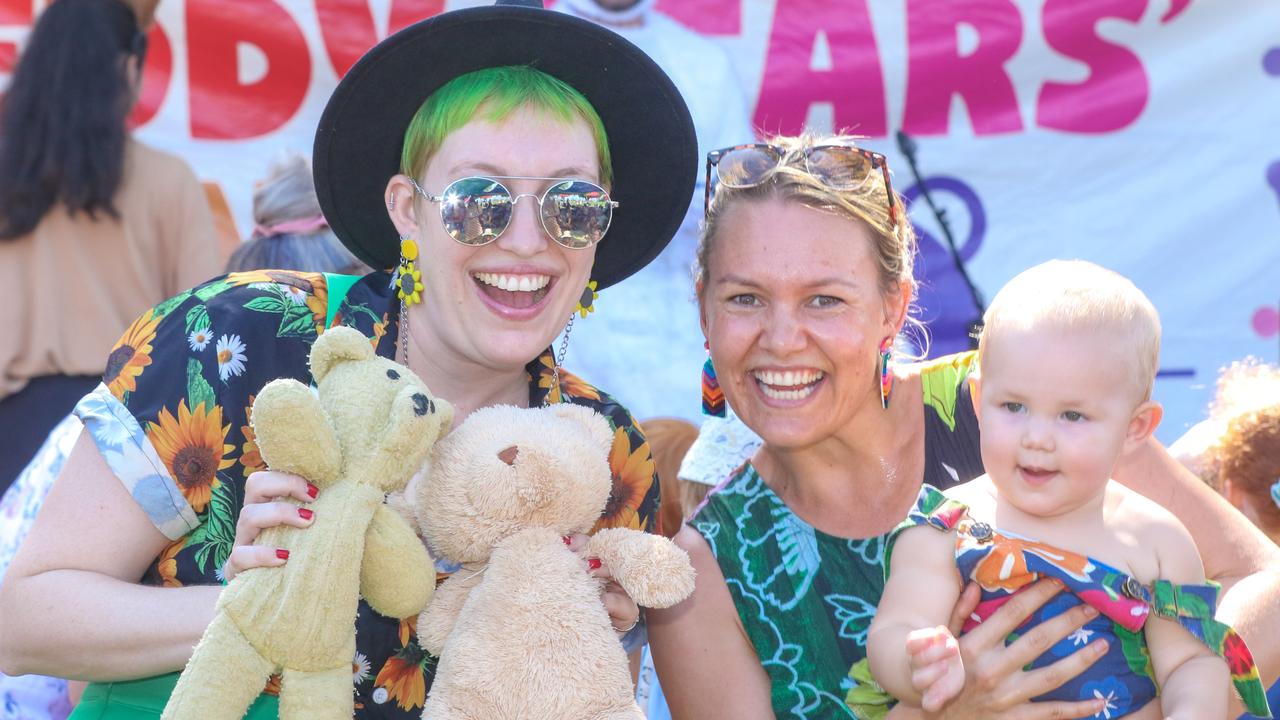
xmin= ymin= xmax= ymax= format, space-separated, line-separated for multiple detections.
xmin=0 ymin=438 xmax=318 ymax=681
xmin=0 ymin=431 xmax=219 ymax=680
xmin=648 ymin=525 xmax=773 ymax=720
xmin=1115 ymin=437 xmax=1280 ymax=692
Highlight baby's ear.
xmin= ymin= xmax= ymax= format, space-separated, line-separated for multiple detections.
xmin=1123 ymin=400 xmax=1163 ymax=453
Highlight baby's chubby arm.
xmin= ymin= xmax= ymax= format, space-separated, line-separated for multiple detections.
xmin=867 ymin=523 xmax=966 ymax=711
xmin=1137 ymin=503 xmax=1230 ymax=719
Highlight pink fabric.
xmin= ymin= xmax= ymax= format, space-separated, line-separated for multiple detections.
xmin=252 ymin=214 xmax=328 ymax=238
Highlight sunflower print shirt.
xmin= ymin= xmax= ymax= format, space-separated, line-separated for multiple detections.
xmin=76 ymin=270 xmax=660 ymax=719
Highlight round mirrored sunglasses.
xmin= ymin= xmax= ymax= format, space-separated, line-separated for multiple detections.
xmin=704 ymin=143 xmax=898 ymax=226
xmin=409 ymin=176 xmax=618 ymax=250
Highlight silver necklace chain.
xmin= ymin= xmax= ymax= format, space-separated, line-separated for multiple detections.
xmin=547 ymin=313 xmax=574 ymax=405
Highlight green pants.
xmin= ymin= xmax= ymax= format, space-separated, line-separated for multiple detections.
xmin=70 ymin=672 xmax=279 ymax=719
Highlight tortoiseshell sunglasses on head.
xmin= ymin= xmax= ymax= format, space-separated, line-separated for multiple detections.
xmin=704 ymin=143 xmax=899 ymax=227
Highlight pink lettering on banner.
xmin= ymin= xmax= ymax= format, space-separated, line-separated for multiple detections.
xmin=0 ymin=0 xmax=30 ymax=25
xmin=0 ymin=0 xmax=31 ymax=85
xmin=901 ymin=0 xmax=1023 ymax=136
xmin=754 ymin=0 xmax=886 ymax=137
xmin=655 ymin=0 xmax=740 ymax=35
xmin=129 ymin=23 xmax=174 ymax=129
xmin=1037 ymin=0 xmax=1149 ymax=133
xmin=316 ymin=0 xmax=443 ymax=79
xmin=186 ymin=0 xmax=310 ymax=140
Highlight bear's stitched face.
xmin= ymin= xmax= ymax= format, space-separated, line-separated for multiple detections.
xmin=418 ymin=404 xmax=613 ymax=564
xmin=316 ymin=351 xmax=450 ymax=492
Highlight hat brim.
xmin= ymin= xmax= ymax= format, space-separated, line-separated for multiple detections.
xmin=313 ymin=5 xmax=697 ymax=290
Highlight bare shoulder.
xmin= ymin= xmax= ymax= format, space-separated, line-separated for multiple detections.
xmin=673 ymin=522 xmax=714 ymax=563
xmin=1107 ymin=483 xmax=1205 ymax=584
xmin=889 ymin=521 xmax=961 ymax=575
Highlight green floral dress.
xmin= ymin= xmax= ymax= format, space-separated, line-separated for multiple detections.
xmin=690 ymin=353 xmax=982 ymax=720
xmin=72 ymin=270 xmax=660 ymax=719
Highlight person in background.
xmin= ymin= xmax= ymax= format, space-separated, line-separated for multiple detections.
xmin=556 ymin=0 xmax=755 ymax=422
xmin=1171 ymin=360 xmax=1280 ymax=547
xmin=1196 ymin=362 xmax=1280 ymax=720
xmin=0 ymin=0 xmax=221 ymax=496
xmin=227 ymin=154 xmax=367 ymax=275
xmin=676 ymin=411 xmax=763 ymax=517
xmin=0 ymin=151 xmax=366 ymax=720
xmin=640 ymin=417 xmax=700 ymax=540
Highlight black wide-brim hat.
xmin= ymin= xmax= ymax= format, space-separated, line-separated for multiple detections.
xmin=313 ymin=0 xmax=697 ymax=290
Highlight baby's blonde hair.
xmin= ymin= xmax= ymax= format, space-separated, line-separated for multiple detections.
xmin=978 ymin=260 xmax=1162 ymax=403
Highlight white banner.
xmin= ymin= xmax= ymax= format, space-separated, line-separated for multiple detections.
xmin=2 ymin=0 xmax=1276 ymax=441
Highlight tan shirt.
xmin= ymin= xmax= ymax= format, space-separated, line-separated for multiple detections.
xmin=0 ymin=140 xmax=222 ymax=399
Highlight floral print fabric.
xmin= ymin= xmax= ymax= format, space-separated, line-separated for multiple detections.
xmin=79 ymin=270 xmax=660 ymax=719
xmin=893 ymin=485 xmax=1273 ymax=719
xmin=690 ymin=353 xmax=984 ymax=720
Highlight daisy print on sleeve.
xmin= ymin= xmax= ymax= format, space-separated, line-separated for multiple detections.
xmin=216 ymin=334 xmax=247 ymax=382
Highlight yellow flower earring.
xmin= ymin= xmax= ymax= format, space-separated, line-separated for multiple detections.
xmin=396 ymin=236 xmax=424 ymax=306
xmin=575 ymin=280 xmax=599 ymax=319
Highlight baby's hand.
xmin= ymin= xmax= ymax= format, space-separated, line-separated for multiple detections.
xmin=906 ymin=625 xmax=965 ymax=712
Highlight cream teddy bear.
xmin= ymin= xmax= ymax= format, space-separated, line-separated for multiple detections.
xmin=163 ymin=326 xmax=452 ymax=720
xmin=413 ymin=403 xmax=696 ymax=720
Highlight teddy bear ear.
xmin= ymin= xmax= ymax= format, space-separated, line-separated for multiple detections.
xmin=309 ymin=326 xmax=375 ymax=382
xmin=548 ymin=404 xmax=614 ymax=455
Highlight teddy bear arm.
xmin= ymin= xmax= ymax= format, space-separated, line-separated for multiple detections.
xmin=251 ymin=378 xmax=342 ymax=486
xmin=359 ymin=504 xmax=436 ymax=619
xmin=587 ymin=528 xmax=697 ymax=609
xmin=416 ymin=571 xmax=483 ymax=656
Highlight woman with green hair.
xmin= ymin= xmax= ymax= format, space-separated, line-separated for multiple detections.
xmin=0 ymin=2 xmax=697 ymax=717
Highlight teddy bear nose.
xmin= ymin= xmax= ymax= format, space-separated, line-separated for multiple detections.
xmin=412 ymin=393 xmax=430 ymax=416
xmin=498 ymin=446 xmax=519 ymax=465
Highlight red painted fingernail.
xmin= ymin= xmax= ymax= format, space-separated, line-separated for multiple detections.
xmin=562 ymin=535 xmax=572 ymax=546
xmin=276 ymin=549 xmax=290 ymax=560
xmin=587 ymin=558 xmax=602 ymax=571
xmin=306 ymin=483 xmax=319 ymax=498
xmin=298 ymin=508 xmax=314 ymax=521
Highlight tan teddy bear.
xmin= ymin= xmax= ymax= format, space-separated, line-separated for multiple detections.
xmin=413 ymin=403 xmax=696 ymax=720
xmin=163 ymin=326 xmax=452 ymax=720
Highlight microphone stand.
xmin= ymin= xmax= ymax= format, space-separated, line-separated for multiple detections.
xmin=895 ymin=131 xmax=986 ymax=346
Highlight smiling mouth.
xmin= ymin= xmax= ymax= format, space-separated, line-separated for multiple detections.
xmin=753 ymin=369 xmax=825 ymax=401
xmin=1018 ymin=466 xmax=1057 ymax=485
xmin=473 ymin=272 xmax=553 ymax=309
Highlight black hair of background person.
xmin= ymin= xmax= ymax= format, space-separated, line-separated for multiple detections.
xmin=0 ymin=0 xmax=146 ymax=240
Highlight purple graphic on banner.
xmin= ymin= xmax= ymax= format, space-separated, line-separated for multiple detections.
xmin=902 ymin=176 xmax=986 ymax=357
xmin=1267 ymin=48 xmax=1280 ymax=209
xmin=1254 ymin=306 xmax=1279 ymax=339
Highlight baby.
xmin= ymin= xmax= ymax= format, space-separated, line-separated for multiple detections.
xmin=866 ymin=260 xmax=1271 ymax=719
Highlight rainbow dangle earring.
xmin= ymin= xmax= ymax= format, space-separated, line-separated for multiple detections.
xmin=396 ymin=236 xmax=423 ymax=307
xmin=701 ymin=341 xmax=725 ymax=417
xmin=879 ymin=337 xmax=893 ymax=410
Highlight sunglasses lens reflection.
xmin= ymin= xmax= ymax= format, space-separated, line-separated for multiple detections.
xmin=716 ymin=147 xmax=782 ymax=188
xmin=439 ymin=176 xmax=513 ymax=245
xmin=540 ymin=180 xmax=613 ymax=250
xmin=806 ymin=147 xmax=876 ymax=190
